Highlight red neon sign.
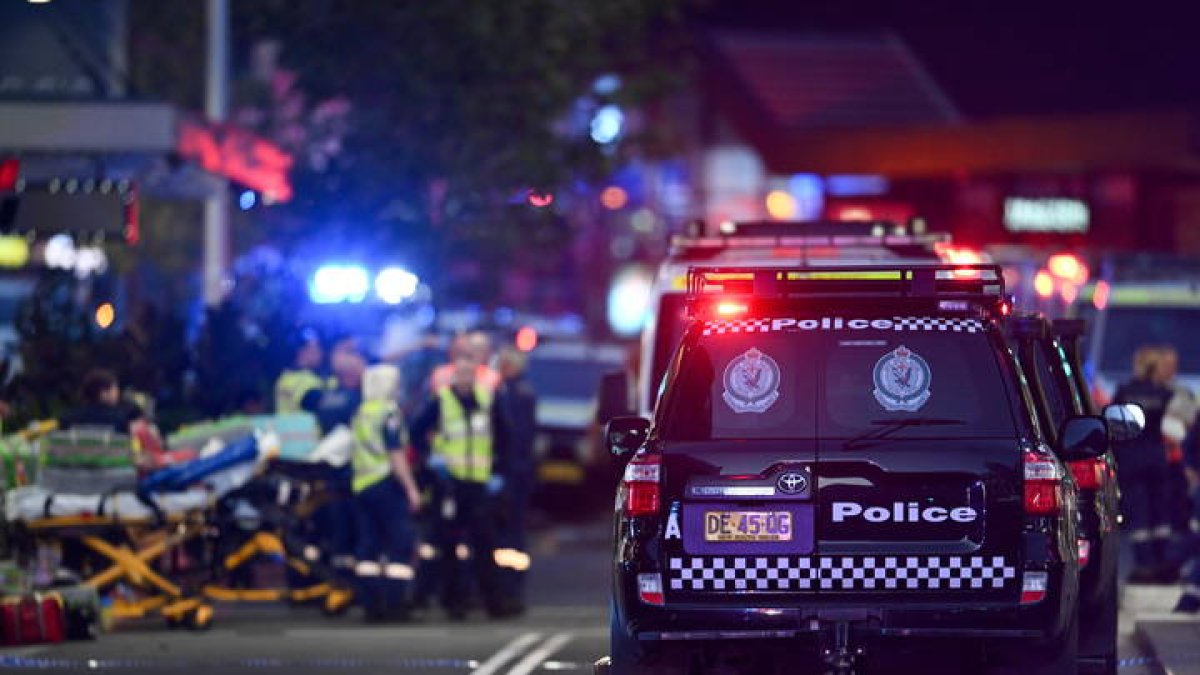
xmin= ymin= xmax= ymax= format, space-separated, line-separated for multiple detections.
xmin=178 ymin=119 xmax=294 ymax=203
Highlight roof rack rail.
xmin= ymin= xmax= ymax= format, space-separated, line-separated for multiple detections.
xmin=686 ymin=264 xmax=1006 ymax=305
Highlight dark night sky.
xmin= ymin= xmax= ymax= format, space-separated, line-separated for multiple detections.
xmin=698 ymin=1 xmax=1200 ymax=118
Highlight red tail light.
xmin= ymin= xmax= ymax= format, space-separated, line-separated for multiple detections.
xmin=623 ymin=453 xmax=661 ymax=517
xmin=1024 ymin=450 xmax=1062 ymax=515
xmin=1069 ymin=458 xmax=1106 ymax=490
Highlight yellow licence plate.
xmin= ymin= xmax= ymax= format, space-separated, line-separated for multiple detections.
xmin=704 ymin=511 xmax=793 ymax=542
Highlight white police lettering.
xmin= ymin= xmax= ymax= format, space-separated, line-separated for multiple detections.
xmin=664 ymin=508 xmax=682 ymax=540
xmin=831 ymin=501 xmax=978 ymax=524
xmin=701 ymin=316 xmax=983 ymax=336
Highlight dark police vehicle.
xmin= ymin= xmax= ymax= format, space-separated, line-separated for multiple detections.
xmin=603 ymin=264 xmax=1130 ymax=675
xmin=1007 ymin=314 xmax=1140 ymax=675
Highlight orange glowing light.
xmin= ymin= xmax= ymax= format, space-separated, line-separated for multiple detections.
xmin=765 ymin=190 xmax=797 ymax=220
xmin=1060 ymin=282 xmax=1079 ymax=305
xmin=515 ymin=326 xmax=538 ymax=352
xmin=1047 ymin=253 xmax=1088 ymax=285
xmin=600 ymin=186 xmax=629 ymax=210
xmin=95 ymin=303 xmax=115 ymax=329
xmin=1034 ymin=271 xmax=1055 ymax=298
xmin=1093 ymin=280 xmax=1110 ymax=310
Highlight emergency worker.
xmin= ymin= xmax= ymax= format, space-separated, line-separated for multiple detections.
xmin=61 ymin=369 xmax=144 ymax=434
xmin=429 ymin=331 xmax=501 ymax=393
xmin=275 ymin=330 xmax=328 ymax=413
xmin=351 ymin=365 xmax=422 ymax=621
xmin=1159 ymin=346 xmax=1198 ymax=543
xmin=302 ymin=344 xmax=367 ymax=581
xmin=1115 ymin=346 xmax=1176 ymax=581
xmin=409 ymin=353 xmax=508 ymax=619
xmin=492 ymin=346 xmax=536 ymax=615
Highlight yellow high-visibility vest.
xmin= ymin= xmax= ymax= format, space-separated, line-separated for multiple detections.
xmin=352 ymin=399 xmax=398 ymax=493
xmin=432 ymin=386 xmax=493 ymax=483
xmin=274 ymin=369 xmax=327 ymax=413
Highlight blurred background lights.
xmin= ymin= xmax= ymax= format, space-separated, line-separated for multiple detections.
xmin=374 ymin=267 xmax=420 ymax=304
xmin=515 ymin=325 xmax=538 ymax=352
xmin=0 ymin=235 xmax=30 ymax=268
xmin=606 ymin=264 xmax=653 ymax=338
xmin=600 ymin=186 xmax=629 ymax=210
xmin=238 ymin=190 xmax=257 ymax=210
xmin=310 ymin=264 xmax=370 ymax=304
xmin=765 ymin=189 xmax=798 ymax=220
xmin=44 ymin=233 xmax=76 ymax=269
xmin=94 ymin=303 xmax=115 ymax=329
xmin=590 ymin=104 xmax=624 ymax=144
xmin=527 ymin=190 xmax=554 ymax=208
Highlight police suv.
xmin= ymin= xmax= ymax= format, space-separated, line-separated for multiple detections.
xmin=605 ymin=265 xmax=1123 ymax=675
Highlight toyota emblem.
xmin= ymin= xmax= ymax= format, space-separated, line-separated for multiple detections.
xmin=777 ymin=472 xmax=808 ymax=494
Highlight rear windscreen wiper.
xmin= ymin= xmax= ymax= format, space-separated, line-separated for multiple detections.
xmin=844 ymin=418 xmax=964 ymax=449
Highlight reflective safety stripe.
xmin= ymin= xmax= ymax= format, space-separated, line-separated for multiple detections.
xmin=418 ymin=543 xmax=438 ymax=560
xmin=355 ymin=561 xmax=382 ymax=577
xmin=303 ymin=545 xmax=321 ymax=562
xmin=1154 ymin=525 xmax=1174 ymax=539
xmin=455 ymin=544 xmax=471 ymax=560
xmin=275 ymin=370 xmax=327 ymax=413
xmin=332 ymin=555 xmax=357 ymax=569
xmin=493 ymin=548 xmax=532 ymax=571
xmin=384 ymin=563 xmax=414 ymax=580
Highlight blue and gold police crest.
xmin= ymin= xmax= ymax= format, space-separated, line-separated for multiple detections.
xmin=722 ymin=348 xmax=781 ymax=413
xmin=872 ymin=345 xmax=932 ymax=412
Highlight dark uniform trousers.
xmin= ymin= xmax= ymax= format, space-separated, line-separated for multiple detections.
xmin=432 ymin=478 xmax=500 ymax=613
xmin=352 ymin=477 xmax=416 ymax=616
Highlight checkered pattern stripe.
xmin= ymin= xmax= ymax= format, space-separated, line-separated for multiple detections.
xmin=702 ymin=319 xmax=774 ymax=336
xmin=667 ymin=556 xmax=1016 ymax=592
xmin=891 ymin=317 xmax=983 ymax=333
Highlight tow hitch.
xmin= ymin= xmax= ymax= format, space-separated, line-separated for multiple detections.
xmin=821 ymin=620 xmax=866 ymax=674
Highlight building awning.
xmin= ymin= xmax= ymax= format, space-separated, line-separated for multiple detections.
xmin=0 ymin=102 xmax=177 ymax=154
xmin=771 ymin=110 xmax=1200 ymax=176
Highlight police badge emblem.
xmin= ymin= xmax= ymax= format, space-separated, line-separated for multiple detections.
xmin=722 ymin=347 xmax=781 ymax=413
xmin=872 ymin=345 xmax=932 ymax=412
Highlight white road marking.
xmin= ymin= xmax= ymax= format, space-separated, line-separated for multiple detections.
xmin=473 ymin=632 xmax=544 ymax=675
xmin=506 ymin=632 xmax=574 ymax=675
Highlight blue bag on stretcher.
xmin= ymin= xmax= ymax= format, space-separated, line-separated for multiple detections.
xmin=139 ymin=435 xmax=259 ymax=494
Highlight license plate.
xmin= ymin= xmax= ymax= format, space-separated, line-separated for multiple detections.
xmin=704 ymin=511 xmax=793 ymax=542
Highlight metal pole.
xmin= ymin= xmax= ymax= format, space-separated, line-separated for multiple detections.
xmin=203 ymin=0 xmax=230 ymax=306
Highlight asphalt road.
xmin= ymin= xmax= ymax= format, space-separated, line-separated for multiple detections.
xmin=0 ymin=516 xmax=1161 ymax=674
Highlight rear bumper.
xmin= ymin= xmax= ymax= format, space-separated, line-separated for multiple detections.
xmin=616 ymin=565 xmax=1076 ymax=643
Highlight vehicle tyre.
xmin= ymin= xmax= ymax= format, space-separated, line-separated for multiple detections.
xmin=609 ymin=607 xmax=685 ymax=675
xmin=989 ymin=611 xmax=1079 ymax=675
xmin=1078 ymin=579 xmax=1118 ymax=675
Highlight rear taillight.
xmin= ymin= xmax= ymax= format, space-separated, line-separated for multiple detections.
xmin=1069 ymin=458 xmax=1106 ymax=491
xmin=1078 ymin=538 xmax=1091 ymax=568
xmin=1020 ymin=571 xmax=1049 ymax=604
xmin=637 ymin=573 xmax=665 ymax=605
xmin=1023 ymin=451 xmax=1062 ymax=515
xmin=623 ymin=453 xmax=661 ymax=517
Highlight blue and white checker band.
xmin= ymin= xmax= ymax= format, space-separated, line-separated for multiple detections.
xmin=702 ymin=316 xmax=984 ymax=336
xmin=667 ymin=555 xmax=1016 ymax=592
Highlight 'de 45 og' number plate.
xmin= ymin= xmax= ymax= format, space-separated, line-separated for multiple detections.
xmin=704 ymin=511 xmax=792 ymax=542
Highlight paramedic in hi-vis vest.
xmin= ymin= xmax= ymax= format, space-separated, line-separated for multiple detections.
xmin=409 ymin=352 xmax=509 ymax=620
xmin=275 ymin=329 xmax=328 ymax=413
xmin=351 ymin=364 xmax=422 ymax=622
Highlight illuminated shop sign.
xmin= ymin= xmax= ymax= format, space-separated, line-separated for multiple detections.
xmin=1004 ymin=197 xmax=1089 ymax=233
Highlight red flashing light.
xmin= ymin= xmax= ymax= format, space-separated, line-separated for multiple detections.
xmin=999 ymin=301 xmax=1012 ymax=316
xmin=934 ymin=244 xmax=984 ymax=279
xmin=716 ymin=301 xmax=748 ymax=317
xmin=528 ymin=190 xmax=554 ymax=208
xmin=0 ymin=159 xmax=18 ymax=192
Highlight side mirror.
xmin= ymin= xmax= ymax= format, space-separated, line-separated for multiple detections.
xmin=1103 ymin=403 xmax=1146 ymax=443
xmin=1058 ymin=416 xmax=1108 ymax=460
xmin=605 ymin=416 xmax=651 ymax=457
xmin=596 ymin=370 xmax=634 ymax=426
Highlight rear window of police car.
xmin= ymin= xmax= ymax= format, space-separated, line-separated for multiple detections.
xmin=661 ymin=316 xmax=1017 ymax=441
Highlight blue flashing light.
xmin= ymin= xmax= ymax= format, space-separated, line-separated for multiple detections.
xmin=826 ymin=174 xmax=889 ymax=197
xmin=310 ymin=265 xmax=370 ymax=304
xmin=238 ymin=190 xmax=257 ymax=210
xmin=375 ymin=267 xmax=419 ymax=304
xmin=590 ymin=105 xmax=624 ymax=145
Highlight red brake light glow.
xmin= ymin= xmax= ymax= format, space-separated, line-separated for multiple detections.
xmin=716 ymin=301 xmax=748 ymax=317
xmin=1024 ymin=450 xmax=1061 ymax=515
xmin=1047 ymin=253 xmax=1089 ymax=285
xmin=623 ymin=453 xmax=661 ymax=517
xmin=1069 ymin=458 xmax=1106 ymax=490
